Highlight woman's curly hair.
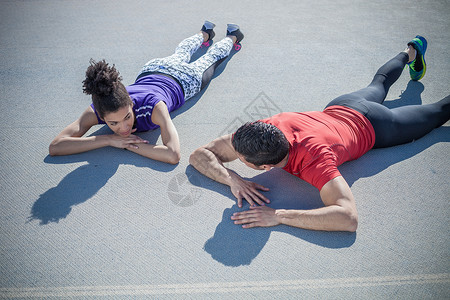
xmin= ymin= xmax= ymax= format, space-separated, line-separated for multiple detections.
xmin=82 ymin=59 xmax=131 ymax=119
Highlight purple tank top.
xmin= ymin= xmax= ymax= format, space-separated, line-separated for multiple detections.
xmin=91 ymin=74 xmax=185 ymax=131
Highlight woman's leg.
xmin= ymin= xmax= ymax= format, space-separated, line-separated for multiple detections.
xmin=138 ymin=33 xmax=205 ymax=76
xmin=171 ymin=33 xmax=206 ymax=63
xmin=137 ymin=21 xmax=214 ymax=79
xmin=138 ymin=24 xmax=241 ymax=100
xmin=184 ymin=24 xmax=243 ymax=97
xmin=170 ymin=21 xmax=215 ymax=63
xmin=190 ymin=37 xmax=234 ymax=90
xmin=168 ymin=37 xmax=233 ymax=100
xmin=171 ymin=25 xmax=241 ymax=100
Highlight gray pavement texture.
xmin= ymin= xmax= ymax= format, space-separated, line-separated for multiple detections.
xmin=1 ymin=0 xmax=449 ymax=299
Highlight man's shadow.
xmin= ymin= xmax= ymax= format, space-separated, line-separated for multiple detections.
xmin=188 ymin=82 xmax=450 ymax=266
xmin=198 ymin=168 xmax=358 ymax=267
xmin=383 ymin=80 xmax=424 ymax=108
xmin=29 ymin=43 xmax=241 ymax=225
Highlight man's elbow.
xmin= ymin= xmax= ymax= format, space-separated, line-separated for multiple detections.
xmin=189 ymin=148 xmax=203 ymax=167
xmin=346 ymin=211 xmax=358 ymax=232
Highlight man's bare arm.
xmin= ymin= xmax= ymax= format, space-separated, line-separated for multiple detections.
xmin=189 ymin=135 xmax=270 ymax=207
xmin=189 ymin=134 xmax=238 ymax=184
xmin=232 ymin=176 xmax=358 ymax=232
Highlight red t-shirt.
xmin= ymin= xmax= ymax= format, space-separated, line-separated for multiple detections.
xmin=260 ymin=105 xmax=375 ymax=190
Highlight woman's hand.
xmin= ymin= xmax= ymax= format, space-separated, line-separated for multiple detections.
xmin=108 ymin=129 xmax=149 ymax=149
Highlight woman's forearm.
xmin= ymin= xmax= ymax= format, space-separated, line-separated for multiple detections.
xmin=127 ymin=143 xmax=181 ymax=164
xmin=49 ymin=135 xmax=110 ymax=156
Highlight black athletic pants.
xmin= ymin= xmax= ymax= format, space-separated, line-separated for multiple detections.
xmin=325 ymin=52 xmax=450 ymax=148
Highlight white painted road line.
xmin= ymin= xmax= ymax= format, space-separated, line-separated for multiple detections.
xmin=1 ymin=273 xmax=449 ymax=298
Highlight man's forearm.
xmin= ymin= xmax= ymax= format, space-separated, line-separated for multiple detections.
xmin=189 ymin=148 xmax=234 ymax=186
xmin=276 ymin=205 xmax=358 ymax=232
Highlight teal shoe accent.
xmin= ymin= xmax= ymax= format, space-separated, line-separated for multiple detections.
xmin=407 ymin=35 xmax=427 ymax=81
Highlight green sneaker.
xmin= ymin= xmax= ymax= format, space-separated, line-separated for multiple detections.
xmin=407 ymin=35 xmax=427 ymax=81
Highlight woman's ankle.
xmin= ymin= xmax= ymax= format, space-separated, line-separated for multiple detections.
xmin=201 ymin=31 xmax=209 ymax=42
xmin=226 ymin=35 xmax=238 ymax=44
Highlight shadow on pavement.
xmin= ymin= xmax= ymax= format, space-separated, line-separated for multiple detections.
xmin=26 ymin=44 xmax=243 ymax=225
xmin=189 ymin=124 xmax=449 ymax=267
xmin=28 ymin=127 xmax=175 ymax=225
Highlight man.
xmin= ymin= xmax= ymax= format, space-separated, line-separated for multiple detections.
xmin=189 ymin=36 xmax=450 ymax=232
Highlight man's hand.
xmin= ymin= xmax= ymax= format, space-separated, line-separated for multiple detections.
xmin=229 ymin=172 xmax=270 ymax=207
xmin=108 ymin=129 xmax=149 ymax=150
xmin=231 ymin=206 xmax=281 ymax=228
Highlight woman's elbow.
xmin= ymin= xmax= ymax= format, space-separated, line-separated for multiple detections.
xmin=48 ymin=142 xmax=61 ymax=156
xmin=166 ymin=150 xmax=181 ymax=165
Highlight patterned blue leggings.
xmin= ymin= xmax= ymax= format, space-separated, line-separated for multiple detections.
xmin=138 ymin=33 xmax=234 ymax=100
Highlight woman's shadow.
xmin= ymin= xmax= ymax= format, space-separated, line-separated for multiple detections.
xmin=189 ymin=81 xmax=450 ymax=266
xmin=29 ymin=43 xmax=241 ymax=225
xmin=29 ymin=126 xmax=176 ymax=225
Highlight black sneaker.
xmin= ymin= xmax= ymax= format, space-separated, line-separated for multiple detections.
xmin=226 ymin=24 xmax=244 ymax=50
xmin=201 ymin=20 xmax=216 ymax=42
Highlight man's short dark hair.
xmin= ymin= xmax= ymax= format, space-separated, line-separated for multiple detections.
xmin=232 ymin=121 xmax=289 ymax=166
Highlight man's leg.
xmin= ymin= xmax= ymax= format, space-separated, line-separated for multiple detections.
xmin=326 ymin=51 xmax=409 ymax=109
xmin=324 ymin=37 xmax=450 ymax=147
xmin=367 ymin=95 xmax=450 ymax=148
xmin=327 ymin=37 xmax=424 ymax=109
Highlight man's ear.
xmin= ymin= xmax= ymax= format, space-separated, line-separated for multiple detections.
xmin=261 ymin=165 xmax=272 ymax=171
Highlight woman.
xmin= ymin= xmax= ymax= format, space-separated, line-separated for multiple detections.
xmin=49 ymin=21 xmax=244 ymax=164
xmin=190 ymin=35 xmax=450 ymax=231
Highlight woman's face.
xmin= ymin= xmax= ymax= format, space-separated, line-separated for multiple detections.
xmin=102 ymin=105 xmax=135 ymax=137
